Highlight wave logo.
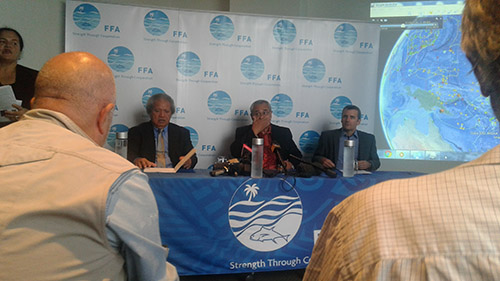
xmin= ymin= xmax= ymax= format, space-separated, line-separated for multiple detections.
xmin=299 ymin=130 xmax=320 ymax=154
xmin=271 ymin=94 xmax=293 ymax=118
xmin=184 ymin=126 xmax=199 ymax=147
xmin=176 ymin=52 xmax=201 ymax=77
xmin=229 ymin=179 xmax=303 ymax=252
xmin=106 ymin=124 xmax=128 ymax=148
xmin=144 ymin=10 xmax=170 ymax=36
xmin=241 ymin=55 xmax=264 ymax=80
xmin=142 ymin=87 xmax=166 ymax=107
xmin=334 ymin=23 xmax=357 ymax=47
xmin=330 ymin=96 xmax=352 ymax=119
xmin=208 ymin=90 xmax=231 ymax=115
xmin=302 ymin=58 xmax=325 ymax=83
xmin=210 ymin=15 xmax=234 ymax=41
xmin=107 ymin=46 xmax=134 ymax=73
xmin=273 ymin=20 xmax=296 ymax=44
xmin=73 ymin=3 xmax=100 ymax=31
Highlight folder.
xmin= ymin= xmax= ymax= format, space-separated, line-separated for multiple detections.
xmin=144 ymin=148 xmax=196 ymax=173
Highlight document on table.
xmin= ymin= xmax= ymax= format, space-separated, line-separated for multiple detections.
xmin=0 ymin=86 xmax=22 ymax=122
xmin=144 ymin=148 xmax=196 ymax=173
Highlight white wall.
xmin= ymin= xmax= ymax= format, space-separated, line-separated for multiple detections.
xmin=1 ymin=0 xmax=465 ymax=173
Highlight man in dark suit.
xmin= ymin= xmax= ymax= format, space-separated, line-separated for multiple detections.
xmin=128 ymin=93 xmax=197 ymax=169
xmin=313 ymin=105 xmax=380 ymax=171
xmin=230 ymin=99 xmax=302 ymax=170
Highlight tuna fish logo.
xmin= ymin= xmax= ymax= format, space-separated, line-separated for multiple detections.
xmin=250 ymin=226 xmax=291 ymax=244
xmin=228 ymin=178 xmax=303 ymax=252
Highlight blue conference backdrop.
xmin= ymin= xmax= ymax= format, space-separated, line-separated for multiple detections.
xmin=65 ymin=0 xmax=380 ymax=168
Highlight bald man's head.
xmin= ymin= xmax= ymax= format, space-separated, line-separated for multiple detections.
xmin=32 ymin=52 xmax=116 ymax=146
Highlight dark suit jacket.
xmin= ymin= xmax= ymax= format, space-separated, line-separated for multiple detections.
xmin=230 ymin=124 xmax=302 ymax=167
xmin=127 ymin=121 xmax=197 ymax=169
xmin=312 ymin=128 xmax=380 ymax=171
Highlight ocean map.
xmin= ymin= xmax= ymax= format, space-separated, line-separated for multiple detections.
xmin=379 ymin=15 xmax=498 ymax=161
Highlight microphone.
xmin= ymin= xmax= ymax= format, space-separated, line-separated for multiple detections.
xmin=271 ymin=142 xmax=287 ymax=172
xmin=288 ymin=154 xmax=337 ymax=178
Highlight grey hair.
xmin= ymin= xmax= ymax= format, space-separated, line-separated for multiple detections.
xmin=250 ymin=99 xmax=271 ymax=114
xmin=146 ymin=93 xmax=175 ymax=116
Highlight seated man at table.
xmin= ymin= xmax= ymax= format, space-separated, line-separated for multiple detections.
xmin=312 ymin=104 xmax=380 ymax=172
xmin=0 ymin=52 xmax=177 ymax=280
xmin=230 ymin=99 xmax=302 ymax=171
xmin=304 ymin=1 xmax=500 ymax=280
xmin=128 ymin=93 xmax=197 ymax=169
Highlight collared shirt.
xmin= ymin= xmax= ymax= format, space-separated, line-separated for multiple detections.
xmin=19 ymin=109 xmax=176 ymax=281
xmin=154 ymin=126 xmax=173 ymax=168
xmin=337 ymin=130 xmax=359 ymax=170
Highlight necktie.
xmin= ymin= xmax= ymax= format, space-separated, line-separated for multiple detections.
xmin=156 ymin=129 xmax=166 ymax=168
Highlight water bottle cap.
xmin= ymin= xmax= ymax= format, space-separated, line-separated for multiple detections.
xmin=116 ymin=131 xmax=128 ymax=139
xmin=344 ymin=139 xmax=355 ymax=147
xmin=252 ymin=138 xmax=264 ymax=145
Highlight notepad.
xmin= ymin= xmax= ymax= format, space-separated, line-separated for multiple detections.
xmin=144 ymin=148 xmax=196 ymax=173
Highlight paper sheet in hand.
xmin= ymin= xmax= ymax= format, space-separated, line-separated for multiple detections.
xmin=144 ymin=148 xmax=196 ymax=173
xmin=0 ymin=86 xmax=22 ymax=122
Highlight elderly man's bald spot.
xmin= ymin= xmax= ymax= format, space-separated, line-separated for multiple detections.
xmin=33 ymin=52 xmax=115 ymax=112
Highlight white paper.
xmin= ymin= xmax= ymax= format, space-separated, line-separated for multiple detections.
xmin=0 ymin=85 xmax=22 ymax=122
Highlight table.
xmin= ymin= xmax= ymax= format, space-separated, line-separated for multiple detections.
xmin=148 ymin=170 xmax=422 ymax=276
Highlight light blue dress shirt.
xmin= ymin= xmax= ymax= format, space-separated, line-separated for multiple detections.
xmin=105 ymin=169 xmax=171 ymax=280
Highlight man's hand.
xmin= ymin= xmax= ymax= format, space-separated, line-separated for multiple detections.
xmin=4 ymin=104 xmax=28 ymax=121
xmin=133 ymin=157 xmax=156 ymax=169
xmin=357 ymin=160 xmax=371 ymax=171
xmin=251 ymin=113 xmax=271 ymax=135
xmin=320 ymin=157 xmax=336 ymax=169
xmin=179 ymin=156 xmax=192 ymax=169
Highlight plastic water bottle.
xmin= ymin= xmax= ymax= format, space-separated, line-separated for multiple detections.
xmin=115 ymin=131 xmax=128 ymax=159
xmin=343 ymin=139 xmax=355 ymax=177
xmin=251 ymin=138 xmax=263 ymax=178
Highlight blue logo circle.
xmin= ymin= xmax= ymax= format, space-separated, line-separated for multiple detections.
xmin=330 ymin=96 xmax=352 ymax=119
xmin=73 ymin=4 xmax=100 ymax=30
xmin=107 ymin=46 xmax=134 ymax=73
xmin=210 ymin=15 xmax=234 ymax=41
xmin=208 ymin=90 xmax=232 ymax=115
xmin=107 ymin=124 xmax=128 ymax=148
xmin=302 ymin=58 xmax=326 ymax=83
xmin=142 ymin=87 xmax=166 ymax=108
xmin=144 ymin=10 xmax=170 ymax=36
xmin=299 ymin=130 xmax=320 ymax=154
xmin=229 ymin=179 xmax=303 ymax=252
xmin=334 ymin=23 xmax=357 ymax=47
xmin=273 ymin=20 xmax=296 ymax=44
xmin=241 ymin=55 xmax=265 ymax=80
xmin=176 ymin=52 xmax=201 ymax=77
xmin=271 ymin=94 xmax=293 ymax=117
xmin=184 ymin=126 xmax=199 ymax=147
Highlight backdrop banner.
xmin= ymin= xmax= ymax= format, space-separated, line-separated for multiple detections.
xmin=65 ymin=0 xmax=380 ymax=168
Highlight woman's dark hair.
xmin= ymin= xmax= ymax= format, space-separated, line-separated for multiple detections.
xmin=0 ymin=27 xmax=24 ymax=51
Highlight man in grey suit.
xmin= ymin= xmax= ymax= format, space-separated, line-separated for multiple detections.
xmin=313 ymin=105 xmax=380 ymax=171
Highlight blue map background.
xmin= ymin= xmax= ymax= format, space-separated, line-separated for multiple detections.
xmin=379 ymin=15 xmax=498 ymax=161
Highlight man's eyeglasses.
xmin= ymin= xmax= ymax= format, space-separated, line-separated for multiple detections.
xmin=252 ymin=110 xmax=271 ymax=117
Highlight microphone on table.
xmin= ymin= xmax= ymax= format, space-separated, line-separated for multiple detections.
xmin=271 ymin=142 xmax=287 ymax=173
xmin=288 ymin=154 xmax=337 ymax=178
